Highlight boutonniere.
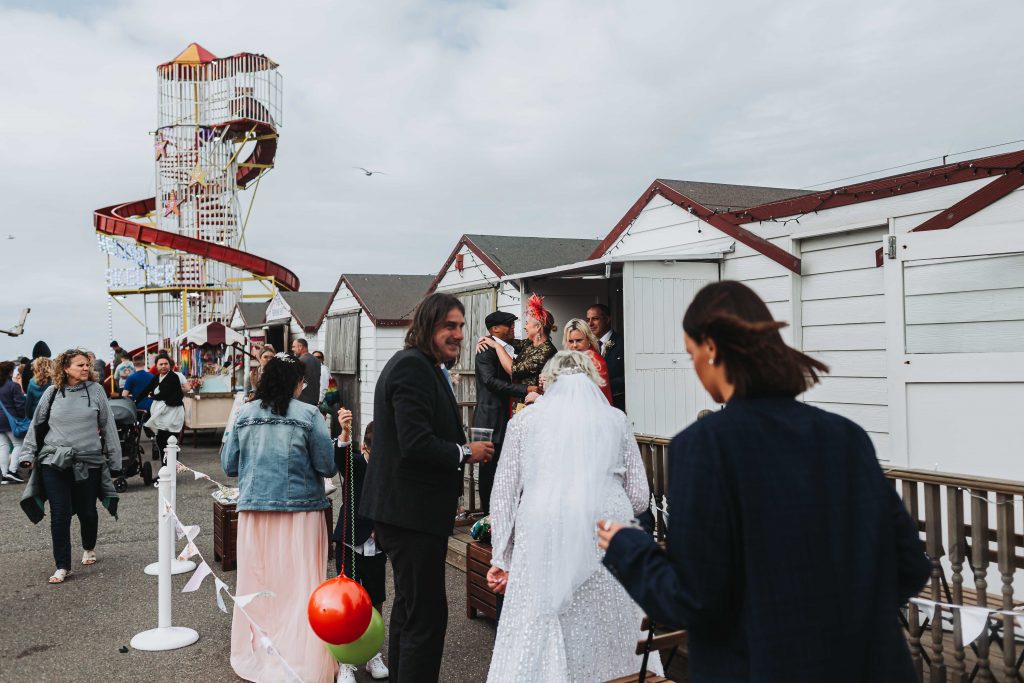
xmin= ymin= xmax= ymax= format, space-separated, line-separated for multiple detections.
xmin=450 ymin=372 xmax=461 ymax=386
xmin=604 ymin=340 xmax=616 ymax=349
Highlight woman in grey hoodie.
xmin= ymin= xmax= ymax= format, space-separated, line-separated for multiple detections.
xmin=20 ymin=349 xmax=122 ymax=584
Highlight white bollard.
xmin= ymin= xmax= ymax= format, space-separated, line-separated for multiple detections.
xmin=131 ymin=465 xmax=200 ymax=651
xmin=145 ymin=436 xmax=196 ymax=576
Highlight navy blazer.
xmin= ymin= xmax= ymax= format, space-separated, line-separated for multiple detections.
xmin=604 ymin=395 xmax=929 ymax=683
xmin=360 ymin=349 xmax=466 ymax=537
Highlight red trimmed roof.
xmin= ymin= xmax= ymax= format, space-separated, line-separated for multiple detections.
xmin=592 ymin=148 xmax=1024 ymax=275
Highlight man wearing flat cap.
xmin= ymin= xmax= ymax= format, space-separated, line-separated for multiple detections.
xmin=473 ymin=311 xmax=536 ymax=513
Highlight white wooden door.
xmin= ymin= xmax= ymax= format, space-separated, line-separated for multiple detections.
xmin=623 ymin=260 xmax=719 ymax=437
xmin=885 ymin=228 xmax=1024 ymax=478
xmin=798 ymin=227 xmax=890 ymax=458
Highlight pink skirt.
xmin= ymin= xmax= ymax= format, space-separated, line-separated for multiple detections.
xmin=230 ymin=510 xmax=337 ymax=683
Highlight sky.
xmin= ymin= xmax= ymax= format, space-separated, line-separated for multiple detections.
xmin=1 ymin=0 xmax=1022 ymax=360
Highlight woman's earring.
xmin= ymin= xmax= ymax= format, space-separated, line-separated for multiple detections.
xmin=708 ymin=357 xmax=715 ymax=366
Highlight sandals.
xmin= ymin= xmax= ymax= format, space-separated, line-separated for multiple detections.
xmin=81 ymin=550 xmax=97 ymax=565
xmin=49 ymin=569 xmax=70 ymax=584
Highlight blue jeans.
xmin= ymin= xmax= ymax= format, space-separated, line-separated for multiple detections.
xmin=39 ymin=465 xmax=101 ymax=570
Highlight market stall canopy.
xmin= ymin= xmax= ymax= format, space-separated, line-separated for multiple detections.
xmin=175 ymin=321 xmax=245 ymax=347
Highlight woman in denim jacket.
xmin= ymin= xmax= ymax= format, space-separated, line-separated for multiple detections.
xmin=222 ymin=354 xmax=339 ymax=683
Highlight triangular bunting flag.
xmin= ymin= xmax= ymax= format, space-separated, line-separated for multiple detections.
xmin=960 ymin=606 xmax=991 ymax=646
xmin=193 ymin=470 xmax=210 ymax=481
xmin=214 ymin=577 xmax=231 ymax=613
xmin=234 ymin=591 xmax=274 ymax=608
xmin=175 ymin=523 xmax=201 ymax=542
xmin=177 ymin=541 xmax=200 ymax=561
xmin=181 ymin=561 xmax=213 ymax=593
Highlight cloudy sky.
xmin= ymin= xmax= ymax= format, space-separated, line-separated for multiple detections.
xmin=1 ymin=0 xmax=1021 ymax=360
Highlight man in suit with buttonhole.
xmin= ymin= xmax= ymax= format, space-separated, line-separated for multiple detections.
xmin=587 ymin=303 xmax=626 ymax=411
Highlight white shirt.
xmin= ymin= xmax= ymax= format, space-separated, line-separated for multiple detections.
xmin=599 ymin=329 xmax=613 ymax=356
xmin=318 ymin=363 xmax=330 ymax=403
xmin=492 ymin=335 xmax=517 ymax=359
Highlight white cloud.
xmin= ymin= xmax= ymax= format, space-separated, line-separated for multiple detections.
xmin=1 ymin=0 xmax=1022 ymax=359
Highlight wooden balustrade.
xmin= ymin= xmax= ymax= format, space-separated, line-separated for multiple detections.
xmin=628 ymin=436 xmax=1024 ymax=682
xmin=886 ymin=468 xmax=1024 ymax=682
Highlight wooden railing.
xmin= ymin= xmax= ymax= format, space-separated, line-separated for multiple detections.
xmin=632 ymin=436 xmax=1024 ymax=681
xmin=458 ymin=402 xmax=482 ymax=514
xmin=886 ymin=468 xmax=1024 ymax=682
xmin=634 ymin=434 xmax=671 ymax=542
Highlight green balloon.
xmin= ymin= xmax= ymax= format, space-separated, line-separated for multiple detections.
xmin=325 ymin=607 xmax=385 ymax=665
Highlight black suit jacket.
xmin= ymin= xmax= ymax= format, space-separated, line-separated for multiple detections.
xmin=360 ymin=349 xmax=466 ymax=538
xmin=472 ymin=346 xmax=528 ymax=445
xmin=604 ymin=396 xmax=929 ymax=683
xmin=602 ymin=329 xmax=625 ymax=410
xmin=334 ymin=445 xmax=373 ymax=546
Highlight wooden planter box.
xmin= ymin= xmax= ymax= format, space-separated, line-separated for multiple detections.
xmin=213 ymin=500 xmax=335 ymax=571
xmin=466 ymin=541 xmax=502 ymax=620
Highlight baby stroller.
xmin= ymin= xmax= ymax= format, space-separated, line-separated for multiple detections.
xmin=108 ymin=397 xmax=152 ymax=492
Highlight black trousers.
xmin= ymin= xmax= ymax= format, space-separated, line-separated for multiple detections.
xmin=477 ymin=444 xmax=502 ymax=514
xmin=374 ymin=521 xmax=448 ymax=683
xmin=337 ymin=541 xmax=388 ymax=606
xmin=39 ymin=465 xmax=101 ymax=570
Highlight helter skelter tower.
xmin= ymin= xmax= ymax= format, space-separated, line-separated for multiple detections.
xmin=95 ymin=43 xmax=299 ymax=346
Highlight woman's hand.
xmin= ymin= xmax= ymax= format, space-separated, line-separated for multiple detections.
xmin=524 ymin=391 xmax=541 ymax=405
xmin=596 ymin=519 xmax=627 ymax=551
xmin=476 ymin=336 xmax=499 ymax=354
xmin=486 ymin=566 xmax=508 ymax=594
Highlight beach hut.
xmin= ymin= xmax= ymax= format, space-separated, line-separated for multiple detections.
xmin=322 ymin=273 xmax=435 ymax=437
xmin=501 ymin=149 xmax=1024 ymax=480
xmin=429 ymin=233 xmax=600 ymax=401
xmin=262 ymin=290 xmax=334 ymax=353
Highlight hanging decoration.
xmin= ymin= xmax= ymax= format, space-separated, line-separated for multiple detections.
xmin=164 ymin=191 xmax=181 ymax=217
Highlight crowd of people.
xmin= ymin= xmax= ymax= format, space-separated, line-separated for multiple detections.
xmin=5 ymin=281 xmax=932 ymax=682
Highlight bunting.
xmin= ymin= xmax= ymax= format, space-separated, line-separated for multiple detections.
xmin=909 ymin=597 xmax=1024 ymax=647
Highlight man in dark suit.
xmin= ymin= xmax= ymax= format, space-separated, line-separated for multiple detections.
xmin=361 ymin=293 xmax=494 ymax=683
xmin=473 ymin=311 xmax=537 ymax=513
xmin=290 ymin=338 xmax=322 ymax=406
xmin=587 ymin=304 xmax=625 ymax=411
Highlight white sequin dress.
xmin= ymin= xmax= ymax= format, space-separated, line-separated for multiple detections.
xmin=487 ymin=407 xmax=662 ymax=683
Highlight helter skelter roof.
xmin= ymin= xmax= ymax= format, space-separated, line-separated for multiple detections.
xmin=158 ymin=43 xmax=278 ymax=73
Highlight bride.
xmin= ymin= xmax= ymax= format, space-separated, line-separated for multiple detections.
xmin=486 ymin=351 xmax=661 ymax=682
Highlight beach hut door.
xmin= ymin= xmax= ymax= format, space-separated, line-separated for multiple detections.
xmin=885 ymin=228 xmax=1024 ymax=478
xmin=622 ymin=260 xmax=719 ymax=437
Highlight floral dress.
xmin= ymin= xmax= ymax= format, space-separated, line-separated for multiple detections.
xmin=510 ymin=340 xmax=557 ymax=388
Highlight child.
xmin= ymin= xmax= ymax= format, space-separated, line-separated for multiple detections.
xmin=334 ymin=412 xmax=389 ymax=682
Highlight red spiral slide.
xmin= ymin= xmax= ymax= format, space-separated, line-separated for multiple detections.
xmin=93 ymin=113 xmax=299 ymax=292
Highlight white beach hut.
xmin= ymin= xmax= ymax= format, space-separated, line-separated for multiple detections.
xmin=501 ymin=149 xmax=1024 ymax=480
xmin=322 ymin=273 xmax=434 ymax=437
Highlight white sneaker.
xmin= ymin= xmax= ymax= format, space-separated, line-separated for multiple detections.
xmin=336 ymin=663 xmax=357 ymax=683
xmin=365 ymin=653 xmax=389 ymax=679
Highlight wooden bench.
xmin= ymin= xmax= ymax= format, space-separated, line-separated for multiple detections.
xmin=466 ymin=541 xmax=501 ymax=620
xmin=605 ymin=617 xmax=686 ymax=683
xmin=213 ymin=500 xmax=334 ymax=571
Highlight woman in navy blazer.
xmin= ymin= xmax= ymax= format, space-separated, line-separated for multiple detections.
xmin=598 ymin=280 xmax=929 ymax=683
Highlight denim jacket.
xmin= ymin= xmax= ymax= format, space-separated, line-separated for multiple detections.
xmin=221 ymin=398 xmax=336 ymax=512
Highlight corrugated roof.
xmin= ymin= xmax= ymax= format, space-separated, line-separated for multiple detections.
xmin=236 ymin=301 xmax=268 ymax=328
xmin=464 ymin=234 xmax=602 ymax=276
xmin=281 ymin=291 xmax=334 ymax=331
xmin=341 ymin=274 xmax=434 ymax=325
xmin=655 ymin=180 xmax=807 ymax=212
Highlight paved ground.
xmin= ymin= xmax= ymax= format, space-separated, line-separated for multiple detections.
xmin=0 ymin=435 xmax=496 ymax=682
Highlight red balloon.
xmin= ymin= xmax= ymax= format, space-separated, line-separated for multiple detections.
xmin=307 ymin=575 xmax=373 ymax=645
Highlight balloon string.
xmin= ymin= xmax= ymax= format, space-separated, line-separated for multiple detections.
xmin=349 ymin=438 xmax=357 ymax=582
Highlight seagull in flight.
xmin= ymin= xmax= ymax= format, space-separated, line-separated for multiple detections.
xmin=353 ymin=167 xmax=387 ymax=176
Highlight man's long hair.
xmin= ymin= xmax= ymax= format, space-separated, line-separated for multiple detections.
xmin=404 ymin=293 xmax=465 ymax=362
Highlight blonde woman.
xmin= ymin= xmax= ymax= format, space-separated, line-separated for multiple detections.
xmin=25 ymin=356 xmax=54 ymax=418
xmin=562 ymin=318 xmax=612 ymax=404
xmin=19 ymin=349 xmax=122 ymax=584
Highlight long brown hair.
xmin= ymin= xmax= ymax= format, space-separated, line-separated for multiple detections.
xmin=683 ymin=281 xmax=828 ymax=398
xmin=32 ymin=357 xmax=53 ymax=386
xmin=404 ymin=293 xmax=465 ymax=362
